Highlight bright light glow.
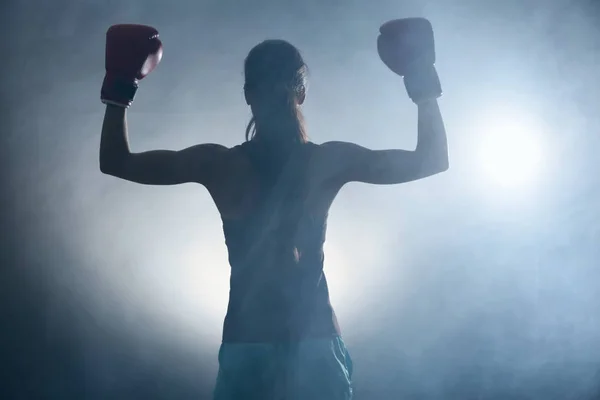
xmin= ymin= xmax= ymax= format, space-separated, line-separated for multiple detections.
xmin=478 ymin=116 xmax=544 ymax=188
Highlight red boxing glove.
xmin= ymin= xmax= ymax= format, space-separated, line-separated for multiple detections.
xmin=101 ymin=24 xmax=163 ymax=107
xmin=377 ymin=18 xmax=442 ymax=103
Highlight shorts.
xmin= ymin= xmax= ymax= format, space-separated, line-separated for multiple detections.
xmin=213 ymin=336 xmax=353 ymax=400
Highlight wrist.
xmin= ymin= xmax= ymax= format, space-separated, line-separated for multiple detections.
xmin=105 ymin=103 xmax=127 ymax=114
xmin=403 ymin=64 xmax=442 ymax=104
xmin=101 ymin=74 xmax=139 ymax=108
xmin=415 ymin=98 xmax=438 ymax=107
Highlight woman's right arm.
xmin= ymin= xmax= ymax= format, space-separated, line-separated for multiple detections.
xmin=99 ymin=105 xmax=228 ymax=186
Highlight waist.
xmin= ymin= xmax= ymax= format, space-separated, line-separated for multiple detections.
xmin=222 ymin=304 xmax=341 ymax=343
xmin=223 ymin=260 xmax=336 ymax=342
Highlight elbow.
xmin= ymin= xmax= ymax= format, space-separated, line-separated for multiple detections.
xmin=414 ymin=142 xmax=449 ymax=174
xmin=99 ymin=161 xmax=114 ymax=176
xmin=99 ymin=155 xmax=114 ymax=175
xmin=438 ymin=156 xmax=450 ymax=173
xmin=420 ymin=152 xmax=449 ymax=177
xmin=425 ymin=162 xmax=448 ymax=178
xmin=99 ymin=149 xmax=131 ymax=177
xmin=99 ymin=156 xmax=124 ymax=177
xmin=100 ymin=164 xmax=118 ymax=177
xmin=434 ymin=158 xmax=449 ymax=175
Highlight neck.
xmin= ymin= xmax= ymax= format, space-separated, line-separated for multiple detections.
xmin=253 ymin=119 xmax=305 ymax=148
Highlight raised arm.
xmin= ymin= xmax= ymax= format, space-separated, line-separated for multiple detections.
xmin=321 ymin=98 xmax=448 ymax=185
xmin=320 ymin=18 xmax=449 ymax=186
xmin=99 ymin=105 xmax=227 ymax=185
xmin=98 ymin=24 xmax=228 ymax=186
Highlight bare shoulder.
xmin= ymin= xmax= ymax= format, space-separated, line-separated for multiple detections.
xmin=204 ymin=142 xmax=265 ymax=185
xmin=220 ymin=142 xmax=257 ymax=169
xmin=190 ymin=143 xmax=250 ymax=169
xmin=309 ymin=141 xmax=367 ymax=183
xmin=187 ymin=142 xmax=232 ymax=161
xmin=315 ymin=141 xmax=367 ymax=158
xmin=177 ymin=143 xmax=252 ymax=187
xmin=204 ymin=143 xmax=263 ymax=219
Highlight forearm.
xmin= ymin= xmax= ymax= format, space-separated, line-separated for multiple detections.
xmin=415 ymin=99 xmax=449 ymax=170
xmin=99 ymin=105 xmax=131 ymax=173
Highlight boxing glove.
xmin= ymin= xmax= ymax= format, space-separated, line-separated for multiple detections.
xmin=101 ymin=24 xmax=163 ymax=107
xmin=377 ymin=18 xmax=442 ymax=103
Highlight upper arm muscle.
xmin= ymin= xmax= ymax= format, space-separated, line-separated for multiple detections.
xmin=103 ymin=143 xmax=229 ymax=186
xmin=320 ymin=141 xmax=438 ymax=186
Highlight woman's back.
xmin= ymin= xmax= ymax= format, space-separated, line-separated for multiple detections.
xmin=216 ymin=140 xmax=342 ymax=342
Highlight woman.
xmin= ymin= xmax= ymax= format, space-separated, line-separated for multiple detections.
xmin=99 ymin=19 xmax=448 ymax=400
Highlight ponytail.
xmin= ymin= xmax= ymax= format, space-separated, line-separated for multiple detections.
xmin=245 ymin=116 xmax=256 ymax=142
xmin=244 ymin=89 xmax=307 ymax=144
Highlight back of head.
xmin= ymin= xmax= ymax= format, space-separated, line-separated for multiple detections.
xmin=244 ymin=40 xmax=308 ymax=149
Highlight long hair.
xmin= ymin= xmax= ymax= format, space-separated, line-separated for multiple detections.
xmin=244 ymin=40 xmax=308 ymax=147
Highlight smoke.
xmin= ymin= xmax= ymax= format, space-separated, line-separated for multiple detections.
xmin=3 ymin=0 xmax=600 ymax=398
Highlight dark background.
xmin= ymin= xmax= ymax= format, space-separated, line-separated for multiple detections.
xmin=2 ymin=0 xmax=600 ymax=399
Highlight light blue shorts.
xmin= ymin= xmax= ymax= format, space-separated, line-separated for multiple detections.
xmin=213 ymin=336 xmax=353 ymax=400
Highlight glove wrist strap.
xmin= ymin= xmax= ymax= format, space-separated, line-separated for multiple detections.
xmin=403 ymin=64 xmax=442 ymax=104
xmin=101 ymin=74 xmax=139 ymax=108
